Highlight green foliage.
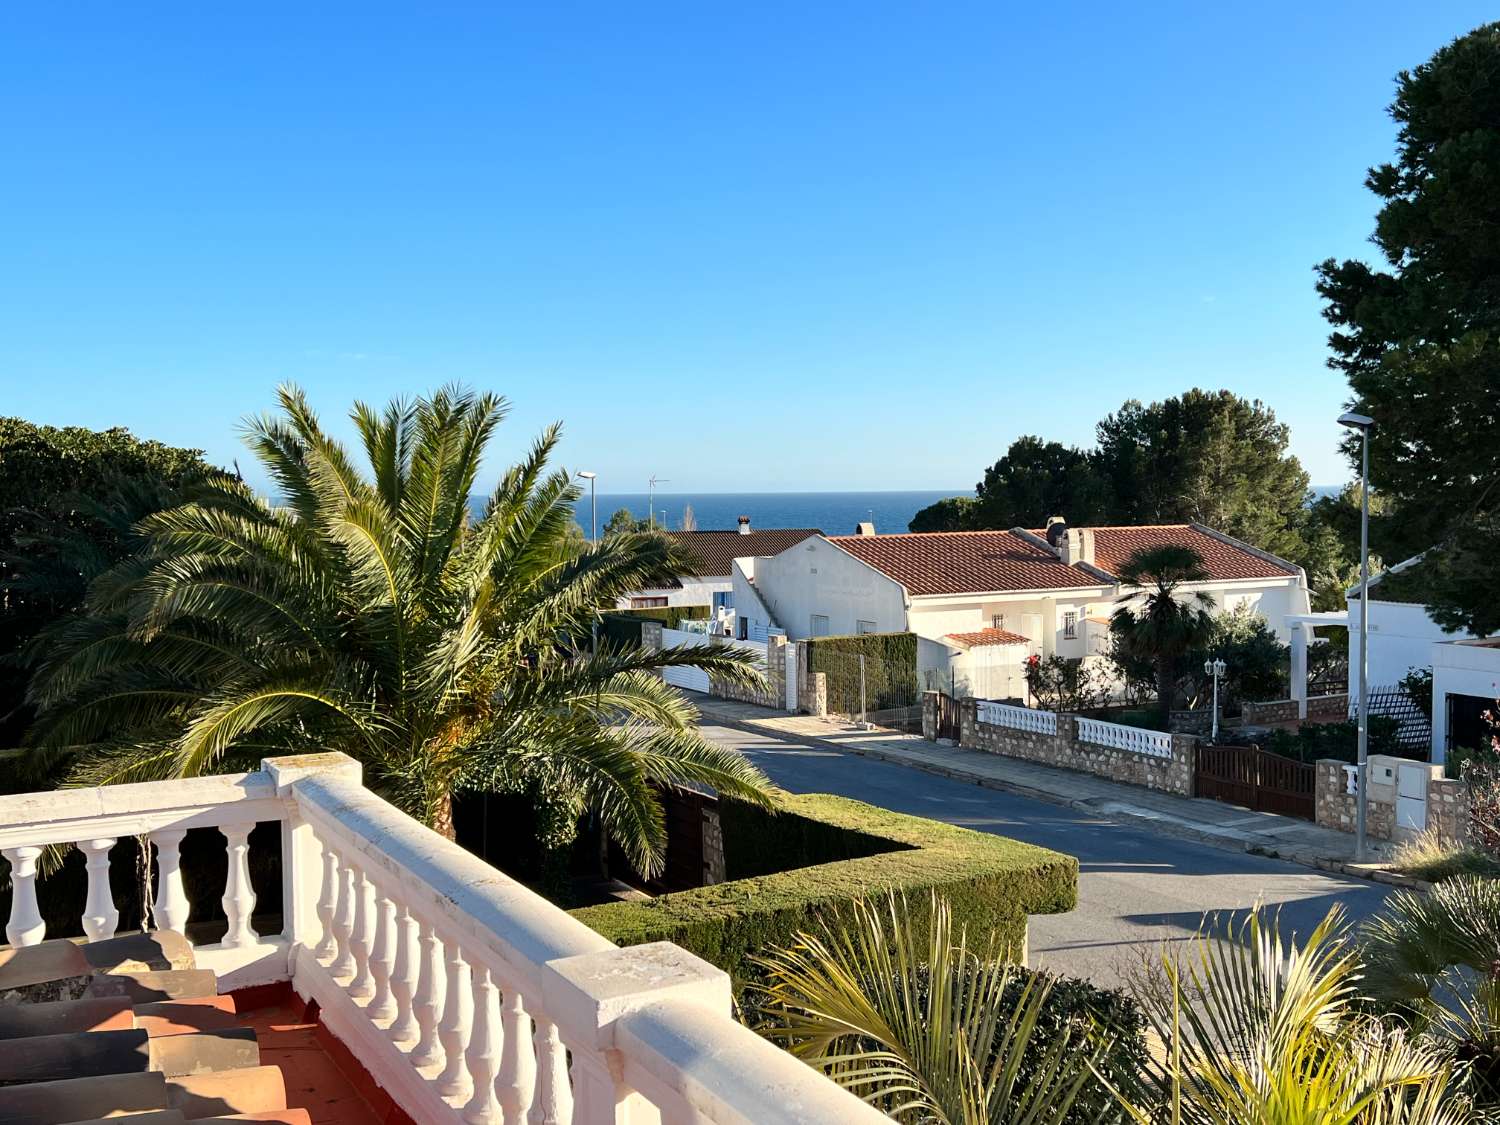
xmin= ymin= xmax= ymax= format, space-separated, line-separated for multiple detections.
xmin=1401 ymin=666 xmax=1435 ymax=721
xmin=21 ymin=385 xmax=772 ymax=877
xmin=751 ymin=894 xmax=1124 ymax=1123
xmin=572 ymin=791 xmax=1078 ymax=985
xmin=806 ymin=631 xmax=919 ymax=712
xmin=1108 ymin=545 xmax=1215 ymax=711
xmin=603 ymin=507 xmax=651 ymax=535
xmin=1023 ymin=655 xmax=1106 ymax=713
xmin=1255 ymin=717 xmax=1404 ymax=764
xmin=975 ymin=436 xmax=1109 ymax=530
xmin=610 ymin=604 xmax=710 ymax=630
xmin=1316 ymin=23 xmax=1500 ymax=631
xmin=1391 ymin=830 xmax=1500 ymax=884
xmin=908 ymin=495 xmax=980 ymax=532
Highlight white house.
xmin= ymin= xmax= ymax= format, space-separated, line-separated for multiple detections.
xmin=617 ymin=519 xmax=820 ymax=626
xmin=737 ymin=520 xmax=1312 ymax=698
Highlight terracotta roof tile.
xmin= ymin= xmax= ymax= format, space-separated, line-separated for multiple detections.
xmin=945 ymin=628 xmax=1032 ymax=647
xmin=1082 ymin=525 xmax=1299 ymax=581
xmin=827 ymin=531 xmax=1104 ymax=596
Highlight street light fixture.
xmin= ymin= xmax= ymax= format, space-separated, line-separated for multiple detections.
xmin=1338 ymin=409 xmax=1375 ymax=862
xmin=576 ymin=471 xmax=597 ymax=542
xmin=1203 ymin=658 xmax=1227 ymax=741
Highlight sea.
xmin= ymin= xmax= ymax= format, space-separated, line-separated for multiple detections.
xmin=570 ymin=490 xmax=964 ymax=535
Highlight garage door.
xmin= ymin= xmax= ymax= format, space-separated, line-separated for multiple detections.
xmin=663 ymin=664 xmax=711 ymax=694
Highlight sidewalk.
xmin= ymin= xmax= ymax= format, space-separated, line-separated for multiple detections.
xmin=693 ymin=695 xmax=1416 ymax=887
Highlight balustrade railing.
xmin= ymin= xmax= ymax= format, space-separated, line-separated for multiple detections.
xmin=976 ymin=700 xmax=1058 ymax=735
xmin=0 ymin=753 xmax=884 ymax=1124
xmin=1075 ymin=716 xmax=1175 ymax=759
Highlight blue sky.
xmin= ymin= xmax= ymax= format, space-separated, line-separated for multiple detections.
xmin=2 ymin=3 xmax=1491 ymax=495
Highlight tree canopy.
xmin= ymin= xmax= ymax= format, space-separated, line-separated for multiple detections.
xmin=1316 ymin=23 xmax=1500 ymax=630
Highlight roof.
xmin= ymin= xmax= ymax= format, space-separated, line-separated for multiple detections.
xmin=826 ymin=524 xmax=1300 ymax=597
xmin=945 ymin=628 xmax=1032 ymax=648
xmin=827 ymin=531 xmax=1104 ymax=596
xmin=665 ymin=529 xmax=822 ymax=578
xmin=1083 ymin=525 xmax=1301 ymax=582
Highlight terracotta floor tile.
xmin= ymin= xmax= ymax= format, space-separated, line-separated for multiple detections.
xmin=235 ymin=1000 xmax=385 ymax=1125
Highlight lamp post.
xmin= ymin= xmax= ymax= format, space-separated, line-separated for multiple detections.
xmin=1338 ymin=410 xmax=1375 ymax=863
xmin=1204 ymin=658 xmax=1226 ymax=742
xmin=576 ymin=471 xmax=597 ymax=542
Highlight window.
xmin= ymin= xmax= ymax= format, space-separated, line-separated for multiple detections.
xmin=811 ymin=614 xmax=831 ymax=636
xmin=856 ymin=620 xmax=877 ymax=635
xmin=631 ymin=596 xmax=668 ymax=609
xmin=1062 ymin=610 xmax=1078 ymax=639
xmin=992 ymin=614 xmax=1007 ymax=632
xmin=712 ymin=591 xmax=733 ymax=612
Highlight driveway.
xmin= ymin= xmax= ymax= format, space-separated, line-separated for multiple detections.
xmin=698 ymin=722 xmax=1392 ymax=989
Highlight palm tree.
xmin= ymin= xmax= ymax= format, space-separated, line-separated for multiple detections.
xmin=1109 ymin=544 xmax=1215 ymax=714
xmin=22 ymin=385 xmax=774 ymax=877
xmin=1112 ymin=905 xmax=1468 ymax=1124
xmin=752 ymin=893 xmax=1116 ymax=1124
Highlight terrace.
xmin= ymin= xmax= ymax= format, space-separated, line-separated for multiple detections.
xmin=0 ymin=753 xmax=886 ymax=1124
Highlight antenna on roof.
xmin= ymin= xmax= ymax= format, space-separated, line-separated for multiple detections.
xmin=648 ymin=475 xmax=670 ymax=530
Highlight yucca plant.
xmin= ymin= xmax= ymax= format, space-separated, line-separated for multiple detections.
xmin=1113 ymin=904 xmax=1469 ymax=1124
xmin=21 ymin=385 xmax=774 ymax=877
xmin=752 ymin=893 xmax=1117 ymax=1124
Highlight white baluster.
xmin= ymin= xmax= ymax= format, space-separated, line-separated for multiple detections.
xmin=497 ymin=988 xmax=535 ymax=1122
xmin=437 ymin=941 xmax=473 ymax=1100
xmin=462 ymin=964 xmax=501 ymax=1124
xmin=78 ymin=838 xmax=119 ymax=941
xmin=150 ymin=828 xmax=190 ymax=934
xmin=368 ymin=892 xmax=398 ymax=1022
xmin=528 ymin=1018 xmax=572 ymax=1125
xmin=219 ymin=822 xmax=257 ymax=948
xmin=330 ymin=854 xmax=357 ymax=978
xmin=411 ymin=916 xmax=446 ymax=1068
xmin=348 ymin=864 xmax=375 ymax=999
xmin=314 ymin=841 xmax=340 ymax=961
xmin=389 ymin=903 xmax=419 ymax=1043
xmin=3 ymin=846 xmax=45 ymax=947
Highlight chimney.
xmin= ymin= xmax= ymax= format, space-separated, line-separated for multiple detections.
xmin=737 ymin=515 xmax=751 ymax=535
xmin=1044 ymin=516 xmax=1068 ymax=552
xmin=854 ymin=521 xmax=876 ymax=536
xmin=1062 ymin=527 xmax=1095 ymax=567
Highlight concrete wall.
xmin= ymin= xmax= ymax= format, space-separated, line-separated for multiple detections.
xmin=617 ymin=575 xmax=728 ymax=609
xmin=947 ymin=695 xmax=1197 ymax=797
xmin=1431 ymin=639 xmax=1500 ymax=762
xmin=753 ymin=537 xmax=908 ymax=640
xmin=1349 ymin=599 xmax=1477 ymax=695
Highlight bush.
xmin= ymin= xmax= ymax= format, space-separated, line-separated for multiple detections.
xmin=1391 ymin=829 xmax=1500 ymax=883
xmin=1244 ymin=716 xmax=1405 ymax=763
xmin=1026 ymin=654 xmax=1107 ymax=712
xmin=572 ymin=791 xmax=1077 ymax=984
xmin=806 ymin=632 xmax=919 ymax=712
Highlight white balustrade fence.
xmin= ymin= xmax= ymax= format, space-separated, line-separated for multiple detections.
xmin=0 ymin=753 xmax=884 ymax=1125
xmin=976 ymin=701 xmax=1058 ymax=735
xmin=1075 ymin=717 xmax=1175 ymax=759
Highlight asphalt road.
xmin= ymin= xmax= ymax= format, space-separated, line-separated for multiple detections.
xmin=699 ymin=721 xmax=1392 ymax=989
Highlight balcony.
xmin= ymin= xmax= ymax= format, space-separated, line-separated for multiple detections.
xmin=0 ymin=753 xmax=886 ymax=1124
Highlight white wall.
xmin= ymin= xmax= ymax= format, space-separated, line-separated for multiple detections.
xmin=753 ymin=538 xmax=908 ymax=639
xmin=1187 ymin=577 xmax=1309 ymax=642
xmin=1349 ymin=599 xmax=1477 ymax=693
xmin=906 ymin=593 xmax=1109 ymax=659
xmin=616 ymin=576 xmax=727 ymax=610
xmin=1431 ymin=640 xmax=1500 ymax=764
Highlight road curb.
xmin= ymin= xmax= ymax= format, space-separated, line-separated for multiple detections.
xmin=702 ymin=710 xmax=1412 ymax=889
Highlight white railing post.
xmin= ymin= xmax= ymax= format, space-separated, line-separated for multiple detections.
xmin=150 ymin=828 xmax=190 ymax=934
xmin=264 ymin=753 xmax=362 ymax=959
xmin=410 ymin=915 xmax=446 ymax=1068
xmin=462 ymin=963 xmax=502 ymax=1124
xmin=369 ymin=893 xmax=398 ymax=1023
xmin=314 ymin=841 xmax=340 ymax=962
xmin=330 ymin=854 xmax=357 ymax=979
xmin=528 ymin=1019 xmax=573 ymax=1125
xmin=78 ymin=837 xmax=119 ymax=941
xmin=348 ymin=863 xmax=376 ymax=999
xmin=437 ymin=941 xmax=473 ymax=1100
xmin=497 ymin=987 xmax=535 ymax=1121
xmin=3 ymin=845 xmax=45 ymax=947
xmin=219 ymin=821 xmax=257 ymax=948
xmin=389 ymin=903 xmax=419 ymax=1043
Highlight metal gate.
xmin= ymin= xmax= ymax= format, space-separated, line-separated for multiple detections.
xmin=936 ymin=692 xmax=961 ymax=741
xmin=1195 ymin=744 xmax=1316 ymax=821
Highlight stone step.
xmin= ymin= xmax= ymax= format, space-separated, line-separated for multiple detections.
xmin=0 ymin=1027 xmax=149 ymax=1085
xmin=0 ymin=996 xmax=134 ymax=1039
xmin=195 ymin=1113 xmax=313 ymax=1125
xmin=135 ymin=995 xmax=240 ymax=1037
xmin=87 ymin=969 xmax=219 ymax=1004
xmin=167 ymin=1065 xmax=288 ymax=1119
xmin=148 ymin=1027 xmax=260 ymax=1078
xmin=81 ymin=931 xmax=196 ymax=975
xmin=0 ymin=1070 xmax=170 ymax=1125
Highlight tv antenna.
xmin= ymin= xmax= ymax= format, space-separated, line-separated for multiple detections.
xmin=648 ymin=475 xmax=670 ymax=530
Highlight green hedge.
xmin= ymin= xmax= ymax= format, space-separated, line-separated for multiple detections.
xmin=806 ymin=631 xmax=919 ymax=712
xmin=599 ymin=613 xmax=645 ymax=650
xmin=572 ymin=792 xmax=1077 ymax=981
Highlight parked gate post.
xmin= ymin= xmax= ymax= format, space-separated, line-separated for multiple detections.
xmin=858 ymin=654 xmax=870 ymax=730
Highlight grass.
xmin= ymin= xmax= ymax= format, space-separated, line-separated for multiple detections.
xmin=1391 ymin=828 xmax=1500 ymax=883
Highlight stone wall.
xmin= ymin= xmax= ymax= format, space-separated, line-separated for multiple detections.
xmin=1428 ymin=777 xmax=1472 ymax=846
xmin=709 ymin=635 xmax=785 ymax=709
xmin=1169 ymin=708 xmax=1213 ymax=736
xmin=1243 ymin=693 xmax=1349 ymax=725
xmin=922 ymin=692 xmax=939 ymax=740
xmin=959 ymin=698 xmax=1196 ymax=797
xmin=1314 ymin=758 xmax=1470 ymax=846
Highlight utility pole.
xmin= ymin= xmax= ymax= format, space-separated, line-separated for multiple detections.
xmin=648 ymin=475 xmax=669 ymax=530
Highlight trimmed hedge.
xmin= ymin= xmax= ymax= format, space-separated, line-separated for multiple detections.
xmin=599 ymin=606 xmax=711 ymax=649
xmin=572 ymin=792 xmax=1077 ymax=981
xmin=806 ymin=631 xmax=919 ymax=712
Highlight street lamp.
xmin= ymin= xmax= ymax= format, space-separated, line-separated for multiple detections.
xmin=576 ymin=471 xmax=597 ymax=542
xmin=1203 ymin=658 xmax=1227 ymax=741
xmin=1338 ymin=409 xmax=1375 ymax=862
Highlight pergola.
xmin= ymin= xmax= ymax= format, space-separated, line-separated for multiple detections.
xmin=1287 ymin=610 xmax=1350 ymax=719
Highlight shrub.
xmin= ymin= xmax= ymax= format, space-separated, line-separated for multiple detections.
xmin=1247 ymin=716 xmax=1405 ymax=763
xmin=572 ymin=791 xmax=1076 ymax=985
xmin=1025 ymin=654 xmax=1107 ymax=713
xmin=1391 ymin=829 xmax=1500 ymax=883
xmin=806 ymin=631 xmax=919 ymax=712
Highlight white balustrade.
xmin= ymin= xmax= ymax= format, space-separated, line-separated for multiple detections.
xmin=0 ymin=752 xmax=887 ymax=1125
xmin=977 ymin=700 xmax=1058 ymax=735
xmin=1076 ymin=716 xmax=1176 ymax=759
